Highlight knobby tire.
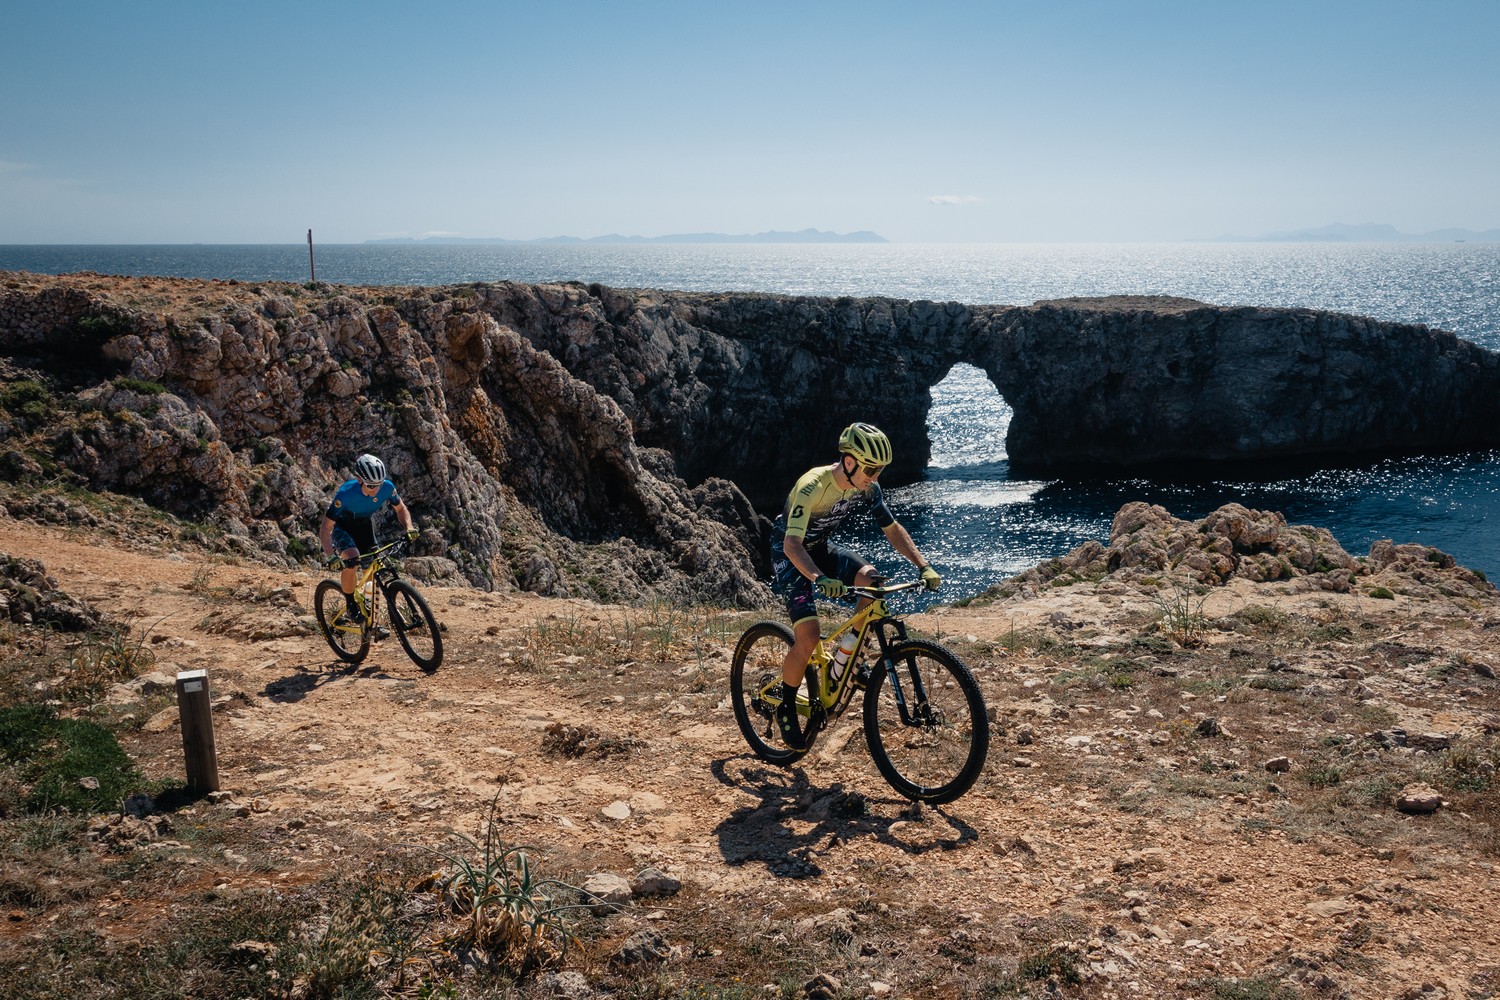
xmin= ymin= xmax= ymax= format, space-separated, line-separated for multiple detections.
xmin=862 ymin=638 xmax=988 ymax=804
xmin=729 ymin=621 xmax=807 ymax=766
xmin=314 ymin=579 xmax=370 ymax=665
xmin=386 ymin=579 xmax=443 ymax=672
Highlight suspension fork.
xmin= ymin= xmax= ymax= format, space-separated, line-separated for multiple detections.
xmin=374 ymin=564 xmax=404 ymax=602
xmin=873 ymin=620 xmax=934 ymax=726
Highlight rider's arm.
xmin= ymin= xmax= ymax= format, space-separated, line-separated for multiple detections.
xmin=319 ymin=515 xmax=336 ymax=556
xmin=881 ymin=519 xmax=929 ymax=570
xmin=391 ymin=497 xmax=415 ymax=533
xmin=781 ymin=533 xmax=825 ymax=583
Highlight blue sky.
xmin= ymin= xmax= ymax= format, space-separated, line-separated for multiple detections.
xmin=3 ymin=0 xmax=1497 ymax=244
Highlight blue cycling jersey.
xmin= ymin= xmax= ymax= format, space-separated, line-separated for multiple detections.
xmin=325 ymin=479 xmax=400 ymax=526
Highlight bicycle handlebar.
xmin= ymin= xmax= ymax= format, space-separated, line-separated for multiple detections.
xmin=848 ymin=579 xmax=926 ymax=599
xmin=336 ymin=539 xmax=408 ymax=569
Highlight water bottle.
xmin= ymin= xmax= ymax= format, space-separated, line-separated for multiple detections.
xmin=829 ymin=631 xmax=860 ymax=681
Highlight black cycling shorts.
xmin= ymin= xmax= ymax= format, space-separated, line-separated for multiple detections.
xmin=770 ymin=537 xmax=872 ymax=627
xmin=331 ymin=519 xmax=375 ymax=555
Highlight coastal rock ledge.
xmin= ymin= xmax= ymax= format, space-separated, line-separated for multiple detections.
xmin=2 ymin=271 xmax=1497 ymax=601
xmin=990 ymin=501 xmax=1493 ymax=604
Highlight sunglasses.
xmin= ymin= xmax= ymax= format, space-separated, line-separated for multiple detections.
xmin=857 ymin=463 xmax=885 ymax=478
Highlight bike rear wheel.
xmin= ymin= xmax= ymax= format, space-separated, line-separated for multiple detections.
xmin=729 ymin=621 xmax=807 ymax=766
xmin=314 ymin=579 xmax=370 ymax=665
xmin=862 ymin=639 xmax=988 ymax=804
xmin=386 ymin=580 xmax=443 ymax=672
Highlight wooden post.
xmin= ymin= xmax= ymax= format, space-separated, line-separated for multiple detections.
xmin=175 ymin=669 xmax=220 ymax=793
xmin=307 ymin=229 xmax=316 ymax=282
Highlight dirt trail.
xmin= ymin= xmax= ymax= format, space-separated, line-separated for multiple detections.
xmin=5 ymin=515 xmax=1499 ymax=998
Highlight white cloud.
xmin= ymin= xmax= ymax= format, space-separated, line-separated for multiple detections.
xmin=929 ymin=195 xmax=983 ymax=206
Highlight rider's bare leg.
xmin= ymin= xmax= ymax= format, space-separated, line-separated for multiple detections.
xmin=782 ymin=619 xmax=821 ymax=687
xmin=339 ymin=548 xmax=359 ymax=597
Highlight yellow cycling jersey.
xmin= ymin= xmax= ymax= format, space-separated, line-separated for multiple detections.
xmin=773 ymin=465 xmax=896 ymax=547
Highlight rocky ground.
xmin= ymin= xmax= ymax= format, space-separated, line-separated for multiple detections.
xmin=1 ymin=493 xmax=1499 ymax=999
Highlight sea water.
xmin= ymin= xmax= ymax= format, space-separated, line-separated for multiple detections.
xmin=3 ymin=241 xmax=1498 ymax=595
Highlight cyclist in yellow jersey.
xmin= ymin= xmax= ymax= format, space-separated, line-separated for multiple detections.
xmin=768 ymin=422 xmax=942 ymax=749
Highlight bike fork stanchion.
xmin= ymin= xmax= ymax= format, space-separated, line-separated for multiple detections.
xmin=882 ymin=657 xmax=914 ymax=724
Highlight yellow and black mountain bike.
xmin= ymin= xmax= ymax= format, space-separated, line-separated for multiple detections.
xmin=314 ymin=540 xmax=443 ymax=672
xmin=729 ymin=578 xmax=989 ymax=805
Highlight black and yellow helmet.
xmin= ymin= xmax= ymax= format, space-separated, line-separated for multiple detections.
xmin=838 ymin=422 xmax=893 ymax=466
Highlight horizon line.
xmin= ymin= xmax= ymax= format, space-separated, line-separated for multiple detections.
xmin=5 ymin=237 xmax=1500 ymax=247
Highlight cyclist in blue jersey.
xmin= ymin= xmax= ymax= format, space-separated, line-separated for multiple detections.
xmin=769 ymin=422 xmax=942 ymax=749
xmin=318 ymin=453 xmax=418 ymax=620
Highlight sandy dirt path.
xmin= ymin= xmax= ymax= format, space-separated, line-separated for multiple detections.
xmin=5 ymin=515 xmax=1498 ymax=997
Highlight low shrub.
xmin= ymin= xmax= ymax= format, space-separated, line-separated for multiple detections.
xmin=426 ymin=811 xmax=587 ymax=977
xmin=111 ymin=376 xmax=168 ymax=395
xmin=0 ymin=380 xmax=55 ymax=429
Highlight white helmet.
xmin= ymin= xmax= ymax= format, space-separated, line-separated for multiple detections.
xmin=353 ymin=453 xmax=387 ymax=487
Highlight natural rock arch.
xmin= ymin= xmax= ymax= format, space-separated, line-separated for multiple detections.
xmin=476 ymin=285 xmax=1500 ymax=507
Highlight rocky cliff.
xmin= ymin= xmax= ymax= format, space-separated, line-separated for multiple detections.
xmin=2 ymin=272 xmax=1497 ymax=602
xmin=0 ymin=273 xmax=768 ymax=604
xmin=470 ymin=284 xmax=1500 ymax=500
xmin=986 ymin=295 xmax=1500 ymax=471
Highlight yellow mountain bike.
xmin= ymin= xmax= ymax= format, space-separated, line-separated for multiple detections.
xmin=729 ymin=579 xmax=989 ymax=805
xmin=314 ymin=540 xmax=443 ymax=672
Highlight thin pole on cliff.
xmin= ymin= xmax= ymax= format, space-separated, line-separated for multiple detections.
xmin=307 ymin=229 xmax=316 ymax=283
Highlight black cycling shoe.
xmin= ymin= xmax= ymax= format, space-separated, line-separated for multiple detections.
xmin=372 ymin=626 xmax=391 ymax=641
xmin=775 ymin=685 xmax=807 ymax=751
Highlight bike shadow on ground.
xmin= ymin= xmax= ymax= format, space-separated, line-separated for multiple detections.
xmin=261 ymin=653 xmax=411 ymax=703
xmin=708 ymin=755 xmax=980 ymax=880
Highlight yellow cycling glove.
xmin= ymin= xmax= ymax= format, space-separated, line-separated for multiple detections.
xmin=919 ymin=565 xmax=942 ymax=591
xmin=815 ymin=576 xmax=848 ymax=598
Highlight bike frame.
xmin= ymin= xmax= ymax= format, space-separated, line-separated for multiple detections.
xmin=330 ymin=541 xmax=406 ymax=634
xmin=778 ymin=580 xmax=927 ymax=729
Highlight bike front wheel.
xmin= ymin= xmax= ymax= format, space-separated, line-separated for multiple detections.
xmin=385 ymin=580 xmax=443 ymax=672
xmin=729 ymin=621 xmax=807 ymax=766
xmin=862 ymin=639 xmax=989 ymax=805
xmin=314 ymin=579 xmax=370 ymax=665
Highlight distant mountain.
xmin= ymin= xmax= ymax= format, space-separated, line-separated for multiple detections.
xmin=366 ymin=228 xmax=887 ymax=245
xmin=1211 ymin=222 xmax=1500 ymax=243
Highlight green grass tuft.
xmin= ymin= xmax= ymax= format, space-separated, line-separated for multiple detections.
xmin=0 ymin=705 xmax=144 ymax=814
